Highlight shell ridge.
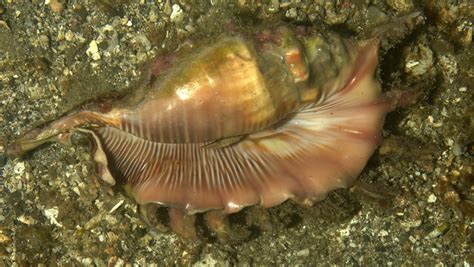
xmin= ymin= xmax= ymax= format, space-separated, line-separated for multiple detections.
xmin=94 ymin=87 xmax=385 ymax=213
xmin=85 ymin=33 xmax=386 ymax=214
xmin=338 ymin=40 xmax=379 ymax=97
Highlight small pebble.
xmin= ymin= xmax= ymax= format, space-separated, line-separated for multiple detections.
xmin=378 ymin=230 xmax=389 ymax=237
xmin=427 ymin=194 xmax=437 ymax=203
xmin=451 ymin=20 xmax=472 ymax=47
xmin=86 ymin=40 xmax=101 ymax=60
xmin=426 ymin=223 xmax=450 ymax=239
xmin=65 ymin=30 xmax=75 ymax=41
xmin=296 ymin=249 xmax=310 ymax=257
xmin=170 ymin=4 xmax=183 ymax=23
xmin=109 ymin=200 xmax=124 ymax=214
xmin=43 ymin=207 xmax=63 ymax=227
xmin=286 ymin=8 xmax=298 ymax=19
xmin=48 ymin=0 xmax=64 ymax=13
xmin=72 ymin=186 xmax=81 ymax=196
xmin=404 ymin=43 xmax=434 ymax=78
xmin=0 ymin=233 xmax=11 ymax=244
xmin=17 ymin=215 xmax=36 ymax=225
xmin=400 ymin=219 xmax=422 ymax=229
xmin=267 ymin=0 xmax=280 ymax=13
xmin=13 ymin=162 xmax=25 ymax=175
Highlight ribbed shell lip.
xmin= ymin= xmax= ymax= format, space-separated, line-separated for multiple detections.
xmin=86 ymin=37 xmax=388 ymax=215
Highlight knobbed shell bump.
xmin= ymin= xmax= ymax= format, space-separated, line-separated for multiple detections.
xmin=8 ymin=25 xmax=392 ymax=238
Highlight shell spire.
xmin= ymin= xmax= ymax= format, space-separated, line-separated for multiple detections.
xmin=117 ymin=37 xmax=304 ymax=144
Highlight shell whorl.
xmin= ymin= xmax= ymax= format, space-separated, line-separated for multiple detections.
xmin=91 ymin=37 xmax=387 ymax=214
xmin=9 ymin=29 xmax=389 ymax=216
xmin=118 ymin=37 xmax=305 ymax=144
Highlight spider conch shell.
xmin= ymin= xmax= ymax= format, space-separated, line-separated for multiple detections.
xmin=8 ymin=27 xmax=389 ymax=215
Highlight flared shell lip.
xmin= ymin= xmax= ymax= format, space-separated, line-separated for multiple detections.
xmin=76 ymin=33 xmax=387 ymax=216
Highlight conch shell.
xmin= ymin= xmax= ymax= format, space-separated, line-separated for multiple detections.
xmin=7 ymin=24 xmax=395 ymax=238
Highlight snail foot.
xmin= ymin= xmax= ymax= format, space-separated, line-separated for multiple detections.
xmin=168 ymin=208 xmax=198 ymax=240
xmin=138 ymin=204 xmax=254 ymax=242
xmin=204 ymin=210 xmax=241 ymax=243
xmin=139 ymin=204 xmax=171 ymax=233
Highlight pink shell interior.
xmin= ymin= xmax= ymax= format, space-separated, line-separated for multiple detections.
xmin=91 ymin=39 xmax=389 ymax=214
